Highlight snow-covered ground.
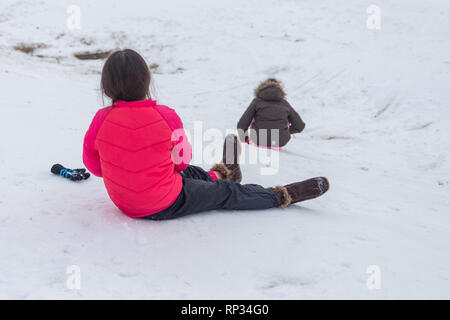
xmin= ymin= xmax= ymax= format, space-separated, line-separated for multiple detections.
xmin=0 ymin=0 xmax=449 ymax=299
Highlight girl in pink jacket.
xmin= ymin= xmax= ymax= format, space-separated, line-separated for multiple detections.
xmin=83 ymin=49 xmax=329 ymax=220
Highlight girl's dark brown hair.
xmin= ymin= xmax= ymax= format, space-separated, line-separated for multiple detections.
xmin=101 ymin=49 xmax=151 ymax=103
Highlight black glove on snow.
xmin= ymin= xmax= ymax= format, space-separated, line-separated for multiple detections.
xmin=51 ymin=164 xmax=91 ymax=181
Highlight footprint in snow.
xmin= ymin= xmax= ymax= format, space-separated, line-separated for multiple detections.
xmin=261 ymin=276 xmax=315 ymax=290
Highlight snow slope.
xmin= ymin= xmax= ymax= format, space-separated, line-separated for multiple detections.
xmin=0 ymin=0 xmax=449 ymax=299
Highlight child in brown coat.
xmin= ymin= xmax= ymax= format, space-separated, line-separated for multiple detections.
xmin=237 ymin=78 xmax=305 ymax=149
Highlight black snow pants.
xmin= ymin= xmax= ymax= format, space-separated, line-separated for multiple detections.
xmin=142 ymin=165 xmax=281 ymax=220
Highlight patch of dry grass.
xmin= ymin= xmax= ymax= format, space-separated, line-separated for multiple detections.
xmin=13 ymin=43 xmax=49 ymax=55
xmin=74 ymin=50 xmax=111 ymax=60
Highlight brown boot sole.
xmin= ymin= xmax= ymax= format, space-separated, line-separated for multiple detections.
xmin=285 ymin=176 xmax=330 ymax=203
xmin=223 ymin=134 xmax=242 ymax=183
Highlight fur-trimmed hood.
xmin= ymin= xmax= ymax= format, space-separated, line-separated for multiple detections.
xmin=254 ymin=78 xmax=286 ymax=101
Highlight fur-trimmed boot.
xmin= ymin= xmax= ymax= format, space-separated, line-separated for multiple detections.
xmin=269 ymin=177 xmax=329 ymax=207
xmin=210 ymin=134 xmax=242 ymax=183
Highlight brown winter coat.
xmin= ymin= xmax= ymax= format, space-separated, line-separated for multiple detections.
xmin=237 ymin=79 xmax=305 ymax=148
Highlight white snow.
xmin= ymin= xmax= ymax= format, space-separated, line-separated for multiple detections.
xmin=0 ymin=0 xmax=450 ymax=299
